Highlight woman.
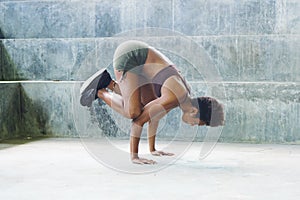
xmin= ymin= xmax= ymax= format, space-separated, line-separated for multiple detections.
xmin=80 ymin=40 xmax=224 ymax=164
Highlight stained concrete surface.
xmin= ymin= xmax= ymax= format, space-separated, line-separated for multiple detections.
xmin=0 ymin=138 xmax=299 ymax=200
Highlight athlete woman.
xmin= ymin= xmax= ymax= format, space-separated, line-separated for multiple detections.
xmin=80 ymin=40 xmax=224 ymax=164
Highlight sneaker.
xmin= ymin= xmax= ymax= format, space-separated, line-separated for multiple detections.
xmin=80 ymin=68 xmax=112 ymax=107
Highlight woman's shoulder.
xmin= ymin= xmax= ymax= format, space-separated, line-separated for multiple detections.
xmin=162 ymin=75 xmax=190 ymax=103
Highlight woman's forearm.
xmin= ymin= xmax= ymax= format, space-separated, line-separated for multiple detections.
xmin=130 ymin=99 xmax=172 ymax=158
xmin=130 ymin=123 xmax=143 ymax=158
xmin=148 ymin=120 xmax=159 ymax=152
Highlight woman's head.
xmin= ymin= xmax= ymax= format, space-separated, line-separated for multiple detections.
xmin=184 ymin=97 xmax=224 ymax=127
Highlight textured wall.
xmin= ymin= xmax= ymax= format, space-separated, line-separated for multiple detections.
xmin=0 ymin=0 xmax=299 ymax=143
xmin=1 ymin=36 xmax=299 ymax=82
xmin=0 ymin=0 xmax=300 ymax=38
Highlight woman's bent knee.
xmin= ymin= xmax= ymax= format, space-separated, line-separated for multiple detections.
xmin=128 ymin=108 xmax=142 ymax=119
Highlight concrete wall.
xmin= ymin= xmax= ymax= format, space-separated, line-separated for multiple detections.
xmin=0 ymin=0 xmax=299 ymax=143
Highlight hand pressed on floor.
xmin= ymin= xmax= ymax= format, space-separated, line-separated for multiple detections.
xmin=151 ymin=150 xmax=175 ymax=156
xmin=132 ymin=157 xmax=157 ymax=165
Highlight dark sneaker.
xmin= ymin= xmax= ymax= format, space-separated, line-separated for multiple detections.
xmin=80 ymin=68 xmax=112 ymax=107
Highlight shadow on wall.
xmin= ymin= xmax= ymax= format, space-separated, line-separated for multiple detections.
xmin=0 ymin=84 xmax=50 ymax=140
xmin=0 ymin=28 xmax=50 ymax=140
xmin=0 ymin=38 xmax=19 ymax=81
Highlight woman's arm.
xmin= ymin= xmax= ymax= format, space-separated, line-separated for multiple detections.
xmin=147 ymin=120 xmax=175 ymax=156
xmin=148 ymin=120 xmax=159 ymax=152
xmin=97 ymin=71 xmax=143 ymax=119
xmin=130 ymin=95 xmax=177 ymax=163
xmin=132 ymin=97 xmax=173 ymax=127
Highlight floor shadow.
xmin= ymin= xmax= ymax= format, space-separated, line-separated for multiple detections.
xmin=0 ymin=136 xmax=51 ymax=150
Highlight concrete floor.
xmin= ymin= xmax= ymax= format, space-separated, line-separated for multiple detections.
xmin=0 ymin=138 xmax=300 ymax=200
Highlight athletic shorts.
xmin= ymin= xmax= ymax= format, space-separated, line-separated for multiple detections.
xmin=113 ymin=40 xmax=149 ymax=75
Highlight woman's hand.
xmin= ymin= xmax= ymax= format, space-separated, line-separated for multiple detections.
xmin=151 ymin=150 xmax=175 ymax=156
xmin=132 ymin=157 xmax=157 ymax=165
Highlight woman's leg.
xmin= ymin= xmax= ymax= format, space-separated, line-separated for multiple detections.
xmin=97 ymin=70 xmax=143 ymax=119
xmin=106 ymin=79 xmax=121 ymax=96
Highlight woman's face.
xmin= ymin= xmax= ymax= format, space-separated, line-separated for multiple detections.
xmin=182 ymin=107 xmax=206 ymax=126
